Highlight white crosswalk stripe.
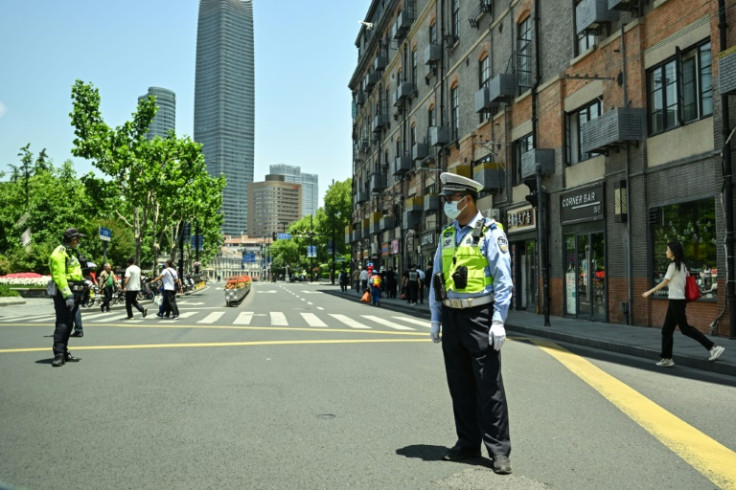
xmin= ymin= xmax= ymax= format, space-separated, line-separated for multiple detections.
xmin=360 ymin=315 xmax=416 ymax=331
xmin=391 ymin=316 xmax=430 ymax=328
xmin=270 ymin=312 xmax=288 ymax=326
xmin=233 ymin=311 xmax=254 ymax=325
xmin=300 ymin=312 xmax=327 ymax=327
xmin=198 ymin=312 xmax=225 ymax=324
xmin=328 ymin=314 xmax=371 ymax=329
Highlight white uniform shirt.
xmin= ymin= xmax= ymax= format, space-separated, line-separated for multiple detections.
xmin=664 ymin=262 xmax=687 ymax=299
xmin=125 ymin=265 xmax=142 ymax=291
xmin=162 ymin=267 xmax=178 ymax=291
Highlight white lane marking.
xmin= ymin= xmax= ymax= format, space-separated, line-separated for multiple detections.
xmin=270 ymin=312 xmax=288 ymax=326
xmin=361 ymin=315 xmax=416 ymax=331
xmin=233 ymin=312 xmax=254 ymax=325
xmin=300 ymin=312 xmax=327 ymax=327
xmin=177 ymin=312 xmax=197 ymax=319
xmin=391 ymin=316 xmax=431 ymax=328
xmin=198 ymin=312 xmax=225 ymax=324
xmin=328 ymin=314 xmax=371 ymax=329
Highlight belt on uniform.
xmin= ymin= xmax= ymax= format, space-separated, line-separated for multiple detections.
xmin=69 ymin=282 xmax=86 ymax=291
xmin=442 ymin=294 xmax=494 ymax=309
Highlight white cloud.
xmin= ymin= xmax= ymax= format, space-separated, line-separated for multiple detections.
xmin=0 ymin=101 xmax=6 ymax=119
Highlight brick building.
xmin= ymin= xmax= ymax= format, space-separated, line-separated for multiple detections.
xmin=349 ymin=0 xmax=736 ymax=335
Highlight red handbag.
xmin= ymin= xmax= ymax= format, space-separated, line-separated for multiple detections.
xmin=685 ymin=272 xmax=701 ymax=302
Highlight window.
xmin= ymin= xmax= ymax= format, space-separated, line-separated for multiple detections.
xmin=410 ymin=125 xmax=417 ymax=147
xmin=479 ymin=56 xmax=490 ymax=123
xmin=451 ymin=0 xmax=460 ymax=41
xmin=512 ymin=133 xmax=534 ymax=185
xmin=517 ymin=17 xmax=532 ymax=91
xmin=411 ymin=48 xmax=417 ymax=85
xmin=576 ymin=31 xmax=596 ymax=55
xmin=429 ymin=22 xmax=437 ymax=45
xmin=649 ymin=197 xmax=717 ymax=299
xmin=647 ymin=40 xmax=712 ymax=135
xmin=428 ymin=106 xmax=436 ymax=127
xmin=451 ymin=85 xmax=459 ymax=141
xmin=566 ymin=99 xmax=602 ymax=165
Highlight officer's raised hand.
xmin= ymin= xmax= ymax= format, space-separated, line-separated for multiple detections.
xmin=489 ymin=321 xmax=506 ymax=351
xmin=430 ymin=321 xmax=441 ymax=343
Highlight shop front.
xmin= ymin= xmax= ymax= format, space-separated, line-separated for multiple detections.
xmin=506 ymin=204 xmax=537 ymax=312
xmin=561 ymin=184 xmax=607 ymax=321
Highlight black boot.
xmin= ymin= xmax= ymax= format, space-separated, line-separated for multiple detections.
xmin=52 ymin=354 xmax=65 ymax=367
xmin=65 ymin=351 xmax=81 ymax=362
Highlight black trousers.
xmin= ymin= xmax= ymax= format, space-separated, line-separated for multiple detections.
xmin=125 ymin=291 xmax=145 ymax=318
xmin=101 ymin=285 xmax=114 ymax=310
xmin=441 ymin=303 xmax=510 ymax=458
xmin=52 ymin=292 xmax=80 ymax=356
xmin=162 ymin=290 xmax=179 ymax=317
xmin=660 ymin=299 xmax=713 ymax=359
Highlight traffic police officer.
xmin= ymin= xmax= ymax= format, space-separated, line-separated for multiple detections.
xmin=428 ymin=172 xmax=514 ymax=474
xmin=49 ymin=228 xmax=85 ymax=367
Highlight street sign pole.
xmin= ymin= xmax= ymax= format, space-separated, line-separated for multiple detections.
xmin=99 ymin=227 xmax=112 ymax=264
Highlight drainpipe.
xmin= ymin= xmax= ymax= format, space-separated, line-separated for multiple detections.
xmin=621 ymin=23 xmax=633 ymax=324
xmin=718 ymin=0 xmax=736 ymax=339
xmin=533 ymin=0 xmax=551 ymax=325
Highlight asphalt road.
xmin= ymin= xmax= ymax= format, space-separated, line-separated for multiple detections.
xmin=1 ymin=282 xmax=735 ymax=489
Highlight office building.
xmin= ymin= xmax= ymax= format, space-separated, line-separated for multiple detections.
xmin=350 ymin=0 xmax=735 ymax=335
xmin=139 ymin=87 xmax=176 ymax=140
xmin=247 ymin=174 xmax=302 ymax=239
xmin=194 ymin=0 xmax=255 ymax=236
xmin=269 ymin=164 xmax=319 ymax=217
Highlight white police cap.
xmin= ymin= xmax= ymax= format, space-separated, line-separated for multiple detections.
xmin=439 ymin=172 xmax=483 ymax=196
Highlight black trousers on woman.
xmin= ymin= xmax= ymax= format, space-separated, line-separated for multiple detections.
xmin=660 ymin=299 xmax=714 ymax=359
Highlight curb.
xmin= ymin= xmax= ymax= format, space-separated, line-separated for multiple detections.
xmin=0 ymin=297 xmax=27 ymax=306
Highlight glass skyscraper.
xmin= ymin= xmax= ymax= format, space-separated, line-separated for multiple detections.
xmin=194 ymin=0 xmax=255 ymax=236
xmin=139 ymin=87 xmax=175 ymax=140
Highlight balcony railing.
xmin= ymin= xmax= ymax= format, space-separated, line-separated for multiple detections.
xmin=394 ymin=155 xmax=412 ymax=175
xmin=521 ymin=149 xmax=555 ymax=179
xmin=576 ymin=0 xmax=619 ymax=34
xmin=487 ymin=74 xmax=517 ymax=104
xmin=475 ymin=86 xmax=498 ymax=113
xmin=424 ymin=44 xmax=442 ymax=65
xmin=412 ymin=142 xmax=428 ymax=161
xmin=423 ymin=195 xmax=439 ymax=212
xmin=581 ymin=108 xmax=645 ymax=154
xmin=473 ymin=161 xmax=505 ymax=190
xmin=370 ymin=173 xmax=386 ymax=193
xmin=719 ymin=48 xmax=736 ymax=96
xmin=428 ymin=126 xmax=450 ymax=147
xmin=379 ymin=215 xmax=395 ymax=231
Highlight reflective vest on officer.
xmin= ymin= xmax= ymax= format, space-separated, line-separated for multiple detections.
xmin=440 ymin=218 xmax=501 ymax=293
xmin=49 ymin=245 xmax=83 ymax=299
xmin=370 ymin=275 xmax=382 ymax=288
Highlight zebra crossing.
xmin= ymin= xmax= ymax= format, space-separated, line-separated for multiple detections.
xmin=0 ymin=308 xmax=430 ymax=332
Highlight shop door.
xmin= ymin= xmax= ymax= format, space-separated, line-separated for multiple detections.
xmin=565 ymin=232 xmax=606 ymax=321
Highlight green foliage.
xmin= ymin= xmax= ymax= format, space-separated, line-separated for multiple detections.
xmin=0 ymin=284 xmax=20 ymax=297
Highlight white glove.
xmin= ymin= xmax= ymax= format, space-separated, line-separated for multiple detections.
xmin=430 ymin=321 xmax=441 ymax=343
xmin=65 ymin=296 xmax=76 ymax=310
xmin=489 ymin=321 xmax=506 ymax=351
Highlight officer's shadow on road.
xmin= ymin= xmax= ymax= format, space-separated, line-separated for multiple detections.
xmin=396 ymin=445 xmax=493 ymax=469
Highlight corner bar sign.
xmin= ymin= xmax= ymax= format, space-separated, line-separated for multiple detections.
xmin=99 ymin=227 xmax=112 ymax=242
xmin=560 ymin=184 xmax=605 ymax=224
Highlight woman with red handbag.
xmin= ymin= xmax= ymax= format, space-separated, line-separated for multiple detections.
xmin=642 ymin=241 xmax=725 ymax=367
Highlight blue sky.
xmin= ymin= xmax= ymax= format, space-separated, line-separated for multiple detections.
xmin=0 ymin=0 xmax=370 ymax=198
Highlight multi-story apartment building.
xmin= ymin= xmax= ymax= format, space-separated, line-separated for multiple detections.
xmin=269 ymin=164 xmax=319 ymax=217
xmin=139 ymin=87 xmax=175 ymax=140
xmin=247 ymin=174 xmax=302 ymax=239
xmin=349 ymin=0 xmax=736 ymax=335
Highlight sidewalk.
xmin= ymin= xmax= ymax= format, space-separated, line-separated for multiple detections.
xmin=325 ymin=287 xmax=736 ymax=377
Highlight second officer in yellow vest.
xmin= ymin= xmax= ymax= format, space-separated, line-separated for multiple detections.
xmin=428 ymin=172 xmax=514 ymax=475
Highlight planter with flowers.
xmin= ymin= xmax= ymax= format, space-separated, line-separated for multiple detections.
xmin=224 ymin=275 xmax=252 ymax=306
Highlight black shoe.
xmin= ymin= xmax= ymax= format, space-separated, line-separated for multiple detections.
xmin=70 ymin=331 xmax=84 ymax=338
xmin=142 ymin=308 xmax=148 ymax=318
xmin=52 ymin=354 xmax=65 ymax=367
xmin=65 ymin=352 xmax=81 ymax=362
xmin=491 ymin=455 xmax=512 ymax=474
xmin=442 ymin=445 xmax=481 ymax=461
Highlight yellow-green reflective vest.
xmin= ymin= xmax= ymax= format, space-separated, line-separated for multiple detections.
xmin=440 ymin=220 xmax=499 ymax=293
xmin=49 ymin=245 xmax=83 ymax=299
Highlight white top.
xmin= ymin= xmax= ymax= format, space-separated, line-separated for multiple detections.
xmin=664 ymin=262 xmax=687 ymax=300
xmin=359 ymin=270 xmax=369 ymax=281
xmin=125 ymin=264 xmax=142 ymax=291
xmin=162 ymin=267 xmax=178 ymax=291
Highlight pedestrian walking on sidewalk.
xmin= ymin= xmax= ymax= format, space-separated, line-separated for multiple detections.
xmin=428 ymin=172 xmax=514 ymax=475
xmin=642 ymin=241 xmax=725 ymax=367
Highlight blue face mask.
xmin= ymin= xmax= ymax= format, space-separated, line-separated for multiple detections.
xmin=443 ymin=196 xmax=467 ymax=220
